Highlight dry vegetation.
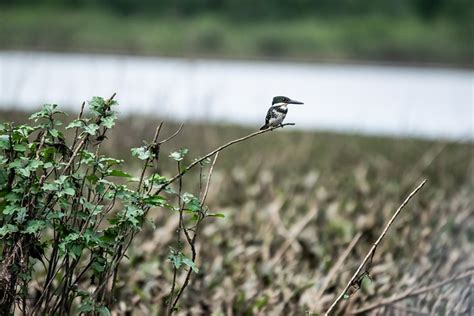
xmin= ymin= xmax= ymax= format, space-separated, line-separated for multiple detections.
xmin=1 ymin=110 xmax=473 ymax=314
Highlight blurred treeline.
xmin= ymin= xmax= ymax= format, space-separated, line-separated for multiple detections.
xmin=1 ymin=0 xmax=472 ymax=21
xmin=1 ymin=0 xmax=472 ymax=65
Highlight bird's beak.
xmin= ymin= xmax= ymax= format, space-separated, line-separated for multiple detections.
xmin=288 ymin=99 xmax=304 ymax=105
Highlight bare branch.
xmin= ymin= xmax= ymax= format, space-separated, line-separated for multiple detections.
xmin=137 ymin=122 xmax=163 ymax=191
xmin=350 ymin=269 xmax=474 ymax=314
xmin=200 ymin=152 xmax=219 ymax=207
xmin=324 ymin=179 xmax=428 ymax=315
xmin=63 ymin=93 xmax=116 ymax=174
xmin=159 ymin=123 xmax=184 ymax=145
xmin=156 ymin=123 xmax=295 ymax=194
xmin=170 ymin=149 xmax=220 ymax=312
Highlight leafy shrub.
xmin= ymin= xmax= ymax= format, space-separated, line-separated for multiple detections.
xmin=0 ymin=95 xmax=228 ymax=314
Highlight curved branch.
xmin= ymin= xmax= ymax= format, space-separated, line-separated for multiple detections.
xmin=159 ymin=123 xmax=184 ymax=145
xmin=155 ymin=123 xmax=295 ymax=194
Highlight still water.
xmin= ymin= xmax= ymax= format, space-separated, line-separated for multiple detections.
xmin=0 ymin=51 xmax=472 ymax=140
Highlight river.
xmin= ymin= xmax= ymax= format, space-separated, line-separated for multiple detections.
xmin=0 ymin=51 xmax=472 ymax=140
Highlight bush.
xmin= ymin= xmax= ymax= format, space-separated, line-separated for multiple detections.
xmin=0 ymin=95 xmax=231 ymax=314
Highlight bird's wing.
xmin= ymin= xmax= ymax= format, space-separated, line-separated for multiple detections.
xmin=264 ymin=106 xmax=275 ymax=125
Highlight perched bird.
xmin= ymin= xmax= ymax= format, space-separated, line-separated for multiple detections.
xmin=260 ymin=96 xmax=304 ymax=130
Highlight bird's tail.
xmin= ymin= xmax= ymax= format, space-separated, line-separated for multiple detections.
xmin=260 ymin=125 xmax=268 ymax=130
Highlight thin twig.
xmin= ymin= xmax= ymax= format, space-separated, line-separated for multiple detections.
xmin=137 ymin=123 xmax=163 ymax=191
xmin=63 ymin=93 xmax=116 ymax=174
xmin=315 ymin=233 xmax=362 ymax=302
xmin=167 ymin=161 xmax=185 ymax=316
xmin=170 ymin=151 xmax=220 ymax=312
xmin=324 ymin=179 xmax=427 ymax=315
xmin=350 ymin=269 xmax=474 ymax=314
xmin=71 ymin=102 xmax=85 ymax=149
xmin=159 ymin=123 xmax=184 ymax=145
xmin=200 ymin=152 xmax=219 ymax=207
xmin=156 ymin=123 xmax=294 ymax=194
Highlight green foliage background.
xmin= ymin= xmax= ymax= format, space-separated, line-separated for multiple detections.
xmin=0 ymin=0 xmax=472 ymax=65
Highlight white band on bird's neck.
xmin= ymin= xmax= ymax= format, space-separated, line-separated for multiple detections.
xmin=273 ymin=102 xmax=287 ymax=107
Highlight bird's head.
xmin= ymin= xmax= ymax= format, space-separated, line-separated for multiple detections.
xmin=272 ymin=96 xmax=304 ymax=106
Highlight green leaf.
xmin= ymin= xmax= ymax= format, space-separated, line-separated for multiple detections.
xmin=89 ymin=96 xmax=106 ymax=115
xmin=0 ymin=224 xmax=19 ymax=236
xmin=168 ymin=250 xmax=199 ymax=273
xmin=131 ymin=146 xmax=152 ymax=160
xmin=43 ymin=182 xmax=59 ymax=191
xmin=18 ymin=168 xmax=30 ymax=177
xmin=12 ymin=125 xmax=34 ymax=140
xmin=5 ymin=192 xmax=21 ymax=202
xmin=95 ymin=181 xmax=106 ymax=195
xmin=29 ymin=104 xmax=65 ymax=121
xmin=96 ymin=306 xmax=111 ymax=316
xmin=59 ymin=232 xmax=83 ymax=258
xmin=83 ymin=228 xmax=101 ymax=245
xmin=56 ymin=175 xmax=68 ymax=185
xmin=0 ymin=134 xmax=10 ymax=149
xmin=9 ymin=159 xmax=24 ymax=169
xmin=62 ymin=187 xmax=76 ymax=196
xmin=24 ymin=220 xmax=47 ymax=234
xmin=143 ymin=195 xmax=167 ymax=207
xmin=47 ymin=211 xmax=65 ymax=220
xmin=182 ymin=192 xmax=201 ymax=212
xmin=99 ymin=157 xmax=123 ymax=167
xmin=87 ymin=174 xmax=99 ymax=184
xmin=168 ymin=250 xmax=183 ymax=269
xmin=121 ymin=204 xmax=143 ymax=227
xmin=48 ymin=128 xmax=59 ymax=138
xmin=3 ymin=205 xmax=26 ymax=216
xmin=28 ymin=159 xmax=43 ymax=170
xmin=4 ymin=205 xmax=27 ymax=223
xmin=108 ymin=169 xmax=131 ymax=178
xmin=66 ymin=120 xmax=84 ymax=130
xmin=101 ymin=114 xmax=117 ymax=129
xmin=84 ymin=123 xmax=100 ymax=135
xmin=91 ymin=257 xmax=106 ymax=274
xmin=169 ymin=148 xmax=189 ymax=162
xmin=77 ymin=301 xmax=94 ymax=313
xmin=148 ymin=173 xmax=168 ymax=185
xmin=182 ymin=257 xmax=199 ymax=273
xmin=13 ymin=144 xmax=27 ymax=152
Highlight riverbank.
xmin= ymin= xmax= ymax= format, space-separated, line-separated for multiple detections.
xmin=1 ymin=7 xmax=472 ymax=67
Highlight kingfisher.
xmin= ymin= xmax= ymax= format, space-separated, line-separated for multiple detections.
xmin=260 ymin=96 xmax=304 ymax=130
